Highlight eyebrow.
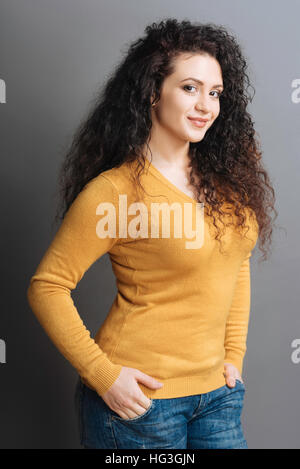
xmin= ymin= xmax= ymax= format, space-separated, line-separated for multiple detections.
xmin=180 ymin=77 xmax=224 ymax=89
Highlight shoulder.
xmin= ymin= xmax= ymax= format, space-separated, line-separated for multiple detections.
xmin=91 ymin=160 xmax=135 ymax=195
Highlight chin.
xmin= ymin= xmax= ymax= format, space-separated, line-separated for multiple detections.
xmin=189 ymin=133 xmax=206 ymax=143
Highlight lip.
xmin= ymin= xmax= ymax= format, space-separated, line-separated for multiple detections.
xmin=187 ymin=117 xmax=209 ymax=122
xmin=187 ymin=117 xmax=209 ymax=128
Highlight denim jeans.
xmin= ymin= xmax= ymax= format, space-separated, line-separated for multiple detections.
xmin=74 ymin=377 xmax=248 ymax=449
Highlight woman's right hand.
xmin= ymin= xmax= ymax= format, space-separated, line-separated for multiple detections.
xmin=100 ymin=366 xmax=163 ymax=420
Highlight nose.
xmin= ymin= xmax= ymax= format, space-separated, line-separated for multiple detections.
xmin=195 ymin=94 xmax=211 ymax=115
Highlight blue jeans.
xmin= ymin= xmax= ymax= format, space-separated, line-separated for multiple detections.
xmin=74 ymin=377 xmax=248 ymax=449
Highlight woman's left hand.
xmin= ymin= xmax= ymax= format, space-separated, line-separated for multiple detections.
xmin=223 ymin=362 xmax=244 ymax=387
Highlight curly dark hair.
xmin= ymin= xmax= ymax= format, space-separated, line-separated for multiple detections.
xmin=53 ymin=17 xmax=278 ymax=262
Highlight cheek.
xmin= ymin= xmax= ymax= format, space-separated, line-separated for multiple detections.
xmin=164 ymin=91 xmax=189 ymax=114
xmin=208 ymin=106 xmax=219 ymax=126
xmin=159 ymin=99 xmax=184 ymax=126
xmin=214 ymin=102 xmax=221 ymax=117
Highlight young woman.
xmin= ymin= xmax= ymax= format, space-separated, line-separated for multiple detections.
xmin=27 ymin=18 xmax=276 ymax=449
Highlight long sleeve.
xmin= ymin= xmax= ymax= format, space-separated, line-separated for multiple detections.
xmin=224 ymin=250 xmax=252 ymax=376
xmin=27 ymin=175 xmax=123 ymax=396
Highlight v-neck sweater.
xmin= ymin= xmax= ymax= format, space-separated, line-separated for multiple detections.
xmin=27 ymin=158 xmax=259 ymax=399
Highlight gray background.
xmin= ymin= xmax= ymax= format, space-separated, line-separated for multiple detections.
xmin=0 ymin=0 xmax=299 ymax=449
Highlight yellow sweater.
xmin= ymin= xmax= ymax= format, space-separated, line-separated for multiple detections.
xmin=27 ymin=158 xmax=259 ymax=399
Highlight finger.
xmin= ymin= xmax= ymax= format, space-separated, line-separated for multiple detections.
xmin=225 ymin=373 xmax=237 ymax=387
xmin=136 ymin=397 xmax=152 ymax=413
xmin=134 ymin=400 xmax=152 ymax=416
xmin=116 ymin=408 xmax=133 ymax=420
xmin=227 ymin=375 xmax=244 ymax=387
xmin=116 ymin=406 xmax=139 ymax=420
xmin=136 ymin=393 xmax=152 ymax=409
xmin=111 ymin=400 xmax=139 ymax=420
xmin=118 ymin=399 xmax=152 ymax=420
xmin=122 ymin=397 xmax=152 ymax=419
xmin=227 ymin=377 xmax=236 ymax=387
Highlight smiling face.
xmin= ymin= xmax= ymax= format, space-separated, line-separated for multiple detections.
xmin=151 ymin=52 xmax=224 ymax=143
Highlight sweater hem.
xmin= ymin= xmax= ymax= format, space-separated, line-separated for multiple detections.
xmin=137 ymin=365 xmax=228 ymax=399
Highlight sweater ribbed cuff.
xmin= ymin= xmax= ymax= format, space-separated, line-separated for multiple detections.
xmin=81 ymin=355 xmax=123 ymax=397
xmin=224 ymin=351 xmax=244 ymax=376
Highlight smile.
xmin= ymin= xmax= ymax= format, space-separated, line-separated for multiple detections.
xmin=187 ymin=117 xmax=208 ymax=128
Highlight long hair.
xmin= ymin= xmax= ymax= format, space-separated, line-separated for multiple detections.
xmin=53 ymin=18 xmax=278 ymax=261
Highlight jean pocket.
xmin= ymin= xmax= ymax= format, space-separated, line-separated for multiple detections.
xmin=112 ymin=398 xmax=155 ymax=423
xmin=235 ymin=379 xmax=246 ymax=391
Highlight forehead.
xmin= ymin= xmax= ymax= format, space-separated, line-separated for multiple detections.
xmin=169 ymin=52 xmax=223 ymax=81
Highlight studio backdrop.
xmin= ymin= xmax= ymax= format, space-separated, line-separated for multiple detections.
xmin=0 ymin=0 xmax=299 ymax=449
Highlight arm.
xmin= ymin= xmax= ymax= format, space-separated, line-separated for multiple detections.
xmin=224 ymin=250 xmax=253 ymax=376
xmin=27 ymin=175 xmax=123 ymax=396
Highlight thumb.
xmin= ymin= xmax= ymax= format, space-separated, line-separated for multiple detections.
xmin=134 ymin=370 xmax=163 ymax=389
xmin=224 ymin=368 xmax=236 ymax=387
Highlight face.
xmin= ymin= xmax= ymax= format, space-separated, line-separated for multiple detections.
xmin=151 ymin=52 xmax=223 ymax=143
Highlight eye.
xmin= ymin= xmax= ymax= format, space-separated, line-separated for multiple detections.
xmin=183 ymin=85 xmax=197 ymax=93
xmin=183 ymin=85 xmax=223 ymax=98
xmin=211 ymin=90 xmax=223 ymax=98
